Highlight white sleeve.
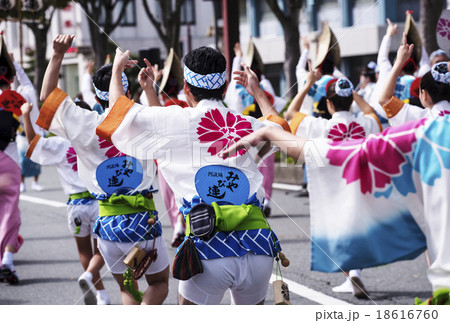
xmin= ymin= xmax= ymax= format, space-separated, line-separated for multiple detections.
xmin=296 ymin=49 xmax=309 ymax=73
xmin=232 ymin=56 xmax=242 ymax=74
xmin=36 ymin=88 xmax=105 ymax=145
xmin=260 ymin=78 xmax=275 ymax=96
xmin=361 ymin=114 xmax=382 ymax=134
xmin=289 ymin=113 xmax=328 ymax=139
xmin=224 ymin=54 xmax=245 ymax=112
xmin=81 ymin=73 xmax=97 ymax=108
xmin=13 ymin=62 xmax=43 ymax=136
xmin=97 ymin=98 xmax=191 ymax=160
xmin=299 ymin=96 xmax=314 ymax=115
xmin=417 ymin=46 xmax=431 ymax=77
xmin=296 ymin=49 xmax=310 ymax=85
xmin=139 ymin=91 xmax=149 ymax=106
xmin=223 ymin=79 xmax=244 ymax=114
xmin=389 ymin=102 xmax=429 ymax=126
xmin=13 ymin=61 xmax=33 ymax=87
xmin=332 ymin=67 xmax=346 ymax=79
xmin=297 ymin=116 xmax=329 ymax=139
xmin=377 ymin=35 xmax=393 ymax=82
xmin=27 ymin=136 xmax=69 ymax=166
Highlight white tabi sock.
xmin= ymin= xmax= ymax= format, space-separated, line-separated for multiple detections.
xmin=2 ymin=251 xmax=14 ymax=271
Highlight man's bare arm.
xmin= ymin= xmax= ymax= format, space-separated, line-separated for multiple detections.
xmin=40 ymin=35 xmax=74 ymax=101
xmin=378 ymin=33 xmax=414 ymax=106
xmin=219 ymin=126 xmax=306 ymax=163
xmin=139 ymin=58 xmax=161 ymax=107
xmin=20 ymin=103 xmax=36 ymax=144
xmin=109 ymin=48 xmax=137 ymax=109
xmin=233 ymin=64 xmax=279 ymax=116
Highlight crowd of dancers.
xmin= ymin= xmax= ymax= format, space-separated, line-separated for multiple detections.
xmin=1 ymin=10 xmax=450 ymax=305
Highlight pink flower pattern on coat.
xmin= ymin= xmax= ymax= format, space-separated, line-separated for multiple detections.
xmin=325 ymin=118 xmax=427 ymax=194
xmin=327 ymin=122 xmax=366 ymax=142
xmin=197 ymin=109 xmax=253 ymax=157
xmin=98 ymin=137 xmax=125 ymax=158
xmin=66 ymin=147 xmax=78 ymax=172
xmin=438 ymin=110 xmax=450 ymax=117
xmin=437 ymin=18 xmax=450 ymax=41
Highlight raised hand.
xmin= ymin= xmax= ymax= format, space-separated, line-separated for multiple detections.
xmin=112 ymin=47 xmax=137 ymax=72
xmin=20 ymin=102 xmax=32 ymax=115
xmin=151 ymin=64 xmax=163 ymax=83
xmin=233 ymin=42 xmax=243 ymax=58
xmin=53 ymin=34 xmax=75 ymax=55
xmin=218 ymin=128 xmax=269 ymax=160
xmin=85 ymin=60 xmax=95 ymax=74
xmin=395 ymin=33 xmax=414 ymax=66
xmin=301 ymin=36 xmax=310 ymax=51
xmin=138 ymin=58 xmax=155 ymax=91
xmin=233 ymin=63 xmax=260 ymax=97
xmin=386 ymin=18 xmax=398 ymax=37
xmin=305 ymin=61 xmax=322 ymax=86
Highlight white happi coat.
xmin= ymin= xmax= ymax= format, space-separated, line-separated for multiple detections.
xmin=306 ymin=115 xmax=450 ymax=291
xmin=95 ymin=95 xmax=291 ymax=259
xmin=289 ymin=110 xmax=381 ymax=142
xmin=26 ymin=135 xmax=86 ymax=196
xmin=383 ymin=96 xmax=450 ymax=126
xmin=35 ymin=88 xmax=160 ymax=243
xmin=35 ymin=88 xmax=157 ymax=199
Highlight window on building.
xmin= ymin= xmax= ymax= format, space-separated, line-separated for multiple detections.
xmin=119 ymin=0 xmax=137 ymax=26
xmin=239 ymin=0 xmax=247 ymax=22
xmin=354 ymin=0 xmax=376 ymax=4
xmin=396 ymin=0 xmax=420 ymax=22
xmin=180 ymin=0 xmax=196 ymax=25
xmin=98 ymin=0 xmax=136 ymax=26
xmin=260 ymin=0 xmax=275 ymax=19
xmin=320 ymin=0 xmax=337 ymax=4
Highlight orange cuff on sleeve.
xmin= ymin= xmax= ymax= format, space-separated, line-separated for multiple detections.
xmin=289 ymin=112 xmax=307 ymax=135
xmin=383 ymin=96 xmax=405 ymax=118
xmin=96 ymin=96 xmax=135 ymax=143
xmin=25 ymin=135 xmax=41 ymax=159
xmin=36 ymin=88 xmax=68 ymax=130
xmin=259 ymin=114 xmax=291 ymax=133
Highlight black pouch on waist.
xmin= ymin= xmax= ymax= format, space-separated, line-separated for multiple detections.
xmin=189 ymin=202 xmax=216 ymax=239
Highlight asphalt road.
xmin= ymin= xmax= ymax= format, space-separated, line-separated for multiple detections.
xmin=0 ymin=165 xmax=432 ymax=305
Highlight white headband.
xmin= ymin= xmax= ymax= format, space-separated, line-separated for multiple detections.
xmin=184 ymin=65 xmax=226 ymax=90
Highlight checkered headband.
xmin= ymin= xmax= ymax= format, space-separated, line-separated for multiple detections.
xmin=431 ymin=62 xmax=450 ymax=84
xmin=93 ymin=72 xmax=129 ymax=101
xmin=335 ymin=78 xmax=354 ymax=97
xmin=184 ymin=65 xmax=226 ymax=90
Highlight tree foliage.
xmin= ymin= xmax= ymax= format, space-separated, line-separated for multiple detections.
xmin=0 ymin=0 xmax=71 ymax=94
xmin=76 ymin=0 xmax=132 ymax=68
xmin=142 ymin=0 xmax=186 ymax=58
xmin=264 ymin=0 xmax=304 ymax=99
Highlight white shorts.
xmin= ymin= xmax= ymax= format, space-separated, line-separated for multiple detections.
xmin=98 ymin=236 xmax=170 ymax=275
xmin=67 ymin=203 xmax=98 ymax=238
xmin=179 ymin=253 xmax=274 ymax=305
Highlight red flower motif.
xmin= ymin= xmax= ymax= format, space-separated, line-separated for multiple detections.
xmin=66 ymin=147 xmax=78 ymax=172
xmin=327 ymin=122 xmax=366 ymax=142
xmin=98 ymin=137 xmax=125 ymax=159
xmin=197 ymin=109 xmax=253 ymax=157
xmin=438 ymin=110 xmax=450 ymax=117
xmin=437 ymin=18 xmax=450 ymax=41
xmin=326 ymin=118 xmax=426 ymax=194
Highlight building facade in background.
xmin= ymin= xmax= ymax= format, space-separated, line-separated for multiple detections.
xmin=0 ymin=0 xmax=445 ymax=100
